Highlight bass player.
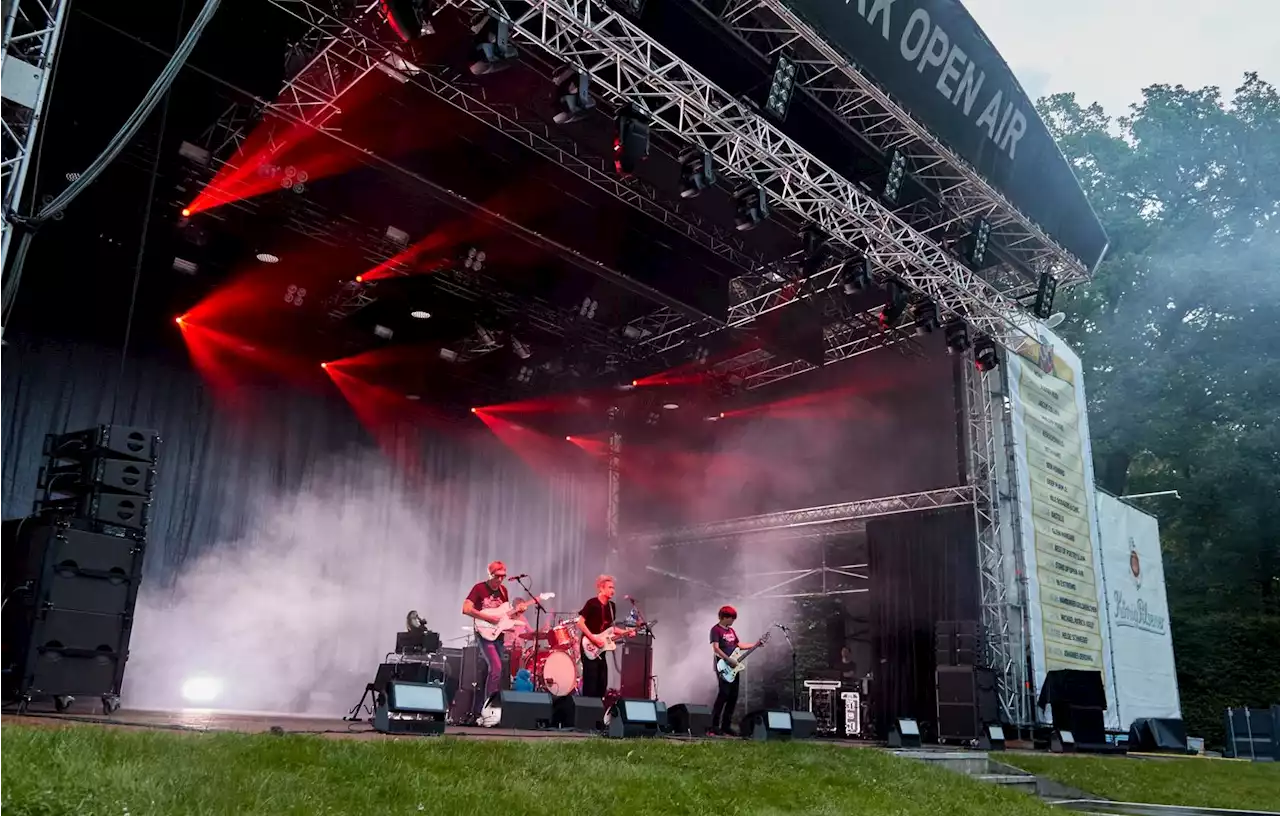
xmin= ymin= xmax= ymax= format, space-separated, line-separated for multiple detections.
xmin=576 ymin=574 xmax=634 ymax=698
xmin=462 ymin=560 xmax=530 ymax=719
xmin=710 ymin=605 xmax=764 ymax=736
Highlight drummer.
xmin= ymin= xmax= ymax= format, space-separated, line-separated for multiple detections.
xmin=576 ymin=574 xmax=626 ymax=699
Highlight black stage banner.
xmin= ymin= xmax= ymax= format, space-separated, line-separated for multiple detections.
xmin=780 ymin=0 xmax=1108 ymax=270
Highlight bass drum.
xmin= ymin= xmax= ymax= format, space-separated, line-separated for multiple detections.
xmin=537 ymin=650 xmax=580 ymax=697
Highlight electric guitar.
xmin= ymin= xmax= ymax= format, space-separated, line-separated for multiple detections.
xmin=581 ymin=626 xmax=638 ymax=661
xmin=473 ymin=593 xmax=555 ymax=641
xmin=716 ymin=631 xmax=770 ymax=683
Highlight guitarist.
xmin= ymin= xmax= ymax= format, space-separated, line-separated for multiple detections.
xmin=462 ymin=561 xmax=521 ymax=719
xmin=710 ymin=605 xmax=763 ymax=736
xmin=576 ymin=574 xmax=630 ymax=698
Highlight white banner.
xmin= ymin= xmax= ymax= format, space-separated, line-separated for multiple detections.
xmin=1096 ymin=492 xmax=1181 ymax=723
xmin=1005 ymin=324 xmax=1118 ymax=727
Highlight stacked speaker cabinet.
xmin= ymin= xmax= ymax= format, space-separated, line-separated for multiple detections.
xmin=2 ymin=425 xmax=159 ymax=713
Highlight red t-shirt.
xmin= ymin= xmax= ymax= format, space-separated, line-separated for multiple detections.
xmin=466 ymin=581 xmax=508 ymax=613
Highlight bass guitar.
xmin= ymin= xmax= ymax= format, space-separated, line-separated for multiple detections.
xmin=581 ymin=626 xmax=638 ymax=661
xmin=473 ymin=592 xmax=555 ymax=641
xmin=716 ymin=631 xmax=770 ymax=683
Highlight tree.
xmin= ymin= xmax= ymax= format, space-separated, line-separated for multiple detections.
xmin=1039 ymin=75 xmax=1280 ymax=742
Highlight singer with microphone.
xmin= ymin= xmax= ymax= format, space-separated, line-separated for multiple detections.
xmin=576 ymin=575 xmax=634 ymax=698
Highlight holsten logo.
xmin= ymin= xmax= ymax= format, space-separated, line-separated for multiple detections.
xmin=1112 ymin=590 xmax=1166 ymax=635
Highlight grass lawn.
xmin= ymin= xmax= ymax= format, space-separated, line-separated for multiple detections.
xmin=1007 ymin=752 xmax=1280 ymax=811
xmin=1 ymin=723 xmax=1054 ymax=816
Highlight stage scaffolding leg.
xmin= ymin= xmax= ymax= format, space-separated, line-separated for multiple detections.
xmin=1 ymin=0 xmax=70 ymax=285
xmin=963 ymin=354 xmax=1032 ymax=728
xmin=604 ymin=428 xmax=622 ymax=572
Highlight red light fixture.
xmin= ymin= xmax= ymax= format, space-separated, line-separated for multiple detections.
xmin=320 ymin=362 xmax=329 ymax=370
xmin=565 ymin=435 xmax=572 ymax=442
xmin=181 ymin=207 xmax=191 ymax=218
xmin=355 ymin=275 xmax=364 ymax=283
xmin=470 ymin=407 xmax=479 ymax=414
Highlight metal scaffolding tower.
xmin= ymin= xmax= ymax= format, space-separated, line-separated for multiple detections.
xmin=1 ymin=0 xmax=69 ymax=278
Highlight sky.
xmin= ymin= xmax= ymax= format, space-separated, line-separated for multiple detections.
xmin=962 ymin=0 xmax=1280 ymax=116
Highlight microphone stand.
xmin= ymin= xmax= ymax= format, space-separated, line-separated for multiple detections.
xmin=630 ymin=598 xmax=655 ymax=699
xmin=777 ymin=624 xmax=797 ymax=711
xmin=513 ymin=575 xmax=545 ymax=692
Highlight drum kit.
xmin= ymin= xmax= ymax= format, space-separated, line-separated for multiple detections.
xmin=509 ymin=621 xmax=582 ymax=697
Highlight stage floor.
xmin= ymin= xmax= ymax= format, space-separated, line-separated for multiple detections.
xmin=2 ymin=707 xmax=895 ymax=746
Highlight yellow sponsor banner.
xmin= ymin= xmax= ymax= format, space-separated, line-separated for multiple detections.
xmin=1020 ymin=386 xmax=1080 ymax=426
xmin=1022 ymin=397 xmax=1081 ymax=441
xmin=1024 ymin=430 xmax=1081 ymax=473
xmin=1044 ymin=621 xmax=1103 ymax=652
xmin=1034 ymin=547 xmax=1097 ymax=595
xmin=1041 ymin=601 xmax=1101 ymax=634
xmin=1029 ymin=480 xmax=1088 ymax=521
xmin=1042 ymin=589 xmax=1100 ymax=618
xmin=1028 ymin=462 xmax=1089 ymax=508
xmin=1031 ymin=499 xmax=1091 ymax=538
xmin=1045 ymin=643 xmax=1103 ymax=671
xmin=1028 ymin=444 xmax=1084 ymax=482
xmin=1033 ymin=516 xmax=1092 ymax=560
xmin=1017 ymin=348 xmax=1078 ymax=389
xmin=1022 ymin=411 xmax=1078 ymax=459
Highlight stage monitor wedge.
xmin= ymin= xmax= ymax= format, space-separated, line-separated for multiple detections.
xmin=608 ymin=698 xmax=661 ymax=738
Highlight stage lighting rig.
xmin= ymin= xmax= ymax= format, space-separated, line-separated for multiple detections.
xmin=553 ymin=68 xmax=596 ymax=124
xmin=579 ymin=297 xmax=598 ymax=319
xmin=764 ymin=55 xmax=797 ymax=122
xmin=734 ymin=185 xmax=770 ymax=231
xmin=944 ymin=320 xmax=971 ymax=355
xmin=381 ymin=0 xmax=437 ymax=41
xmin=974 ymin=335 xmax=999 ymax=371
xmin=461 ymin=246 xmax=486 ymax=271
xmin=614 ymin=106 xmax=650 ymax=176
xmin=515 ymin=365 xmax=534 ymax=384
xmin=511 ymin=337 xmax=532 ymax=360
xmin=798 ymin=225 xmax=827 ymax=277
xmin=679 ymin=150 xmax=715 ymax=199
xmin=966 ymin=218 xmax=992 ymax=267
xmin=908 ymin=298 xmax=938 ymax=335
xmin=879 ymin=279 xmax=908 ymax=328
xmin=470 ymin=14 xmax=517 ymax=75
xmin=882 ymin=149 xmax=907 ymax=205
xmin=840 ymin=256 xmax=872 ymax=294
xmin=1033 ymin=271 xmax=1058 ymax=320
xmin=606 ymin=0 xmax=647 ymax=18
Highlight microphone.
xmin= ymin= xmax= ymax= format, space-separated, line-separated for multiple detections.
xmin=774 ymin=622 xmax=790 ymax=632
xmin=624 ymin=594 xmax=637 ymax=603
xmin=509 ymin=573 xmax=529 ymax=580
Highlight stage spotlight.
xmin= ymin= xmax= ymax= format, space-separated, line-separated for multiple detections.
xmin=410 ymin=309 xmax=431 ymax=319
xmin=734 ymin=185 xmax=769 ymax=231
xmin=476 ymin=325 xmax=497 ymax=346
xmin=172 ymin=257 xmax=198 ymax=275
xmin=381 ymin=0 xmax=436 ymax=42
xmin=174 ymin=316 xmax=185 ymax=326
xmin=967 ymin=218 xmax=992 ymax=267
xmin=470 ymin=407 xmax=478 ymax=414
xmin=879 ymin=279 xmax=908 ymax=328
xmin=580 ymin=297 xmax=598 ymax=319
xmin=180 ymin=207 xmax=191 ymax=217
xmin=462 ymin=246 xmax=485 ymax=270
xmin=764 ymin=54 xmax=797 ymax=122
xmin=1033 ymin=270 xmax=1058 ymax=320
xmin=374 ymin=325 xmax=394 ymax=340
xmin=565 ymin=435 xmax=572 ymax=442
xmin=355 ymin=275 xmax=365 ymax=283
xmin=840 ymin=256 xmax=872 ymax=294
xmin=256 ymin=252 xmax=280 ymax=264
xmin=944 ymin=320 xmax=971 ymax=355
xmin=662 ymin=402 xmax=679 ymax=410
xmin=511 ymin=337 xmax=531 ymax=359
xmin=614 ymin=106 xmax=650 ymax=176
xmin=974 ymin=335 xmax=1000 ymax=372
xmin=646 ymin=411 xmax=660 ymax=425
xmin=515 ymin=365 xmax=534 ymax=383
xmin=182 ymin=675 xmax=223 ymax=703
xmin=320 ymin=362 xmax=329 ymax=369
xmin=552 ymin=68 xmax=596 ymax=124
xmin=882 ymin=148 xmax=907 ymax=205
xmin=385 ymin=224 xmax=411 ymax=247
xmin=471 ymin=15 xmax=517 ymax=75
xmin=909 ymin=298 xmax=938 ymax=335
xmin=440 ymin=348 xmax=460 ymax=363
xmin=799 ymin=225 xmax=826 ymax=277
xmin=678 ymin=150 xmax=715 ymax=198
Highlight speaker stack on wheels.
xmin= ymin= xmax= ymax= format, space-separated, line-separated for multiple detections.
xmin=1 ymin=425 xmax=160 ymax=714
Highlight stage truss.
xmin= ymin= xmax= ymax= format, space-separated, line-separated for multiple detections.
xmin=1 ymin=0 xmax=69 ymax=278
xmin=214 ymin=0 xmax=917 ymax=388
xmin=686 ymin=0 xmax=1090 ymax=291
xmin=441 ymin=0 xmax=1046 ymax=353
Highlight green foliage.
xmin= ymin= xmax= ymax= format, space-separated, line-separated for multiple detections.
xmin=0 ymin=724 xmax=1053 ymax=816
xmin=1173 ymin=613 xmax=1280 ymax=748
xmin=1008 ymin=752 xmax=1280 ymax=811
xmin=1038 ymin=73 xmax=1280 ymax=741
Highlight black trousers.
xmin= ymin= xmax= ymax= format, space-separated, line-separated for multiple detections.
xmin=712 ymin=674 xmax=740 ymax=732
xmin=581 ymin=654 xmax=609 ymax=698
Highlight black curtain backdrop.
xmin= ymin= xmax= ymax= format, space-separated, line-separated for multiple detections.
xmin=868 ymin=507 xmax=979 ymax=738
xmin=1 ymin=337 xmax=601 ymax=712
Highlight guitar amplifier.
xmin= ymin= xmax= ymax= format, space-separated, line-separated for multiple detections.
xmin=619 ymin=635 xmax=653 ymax=699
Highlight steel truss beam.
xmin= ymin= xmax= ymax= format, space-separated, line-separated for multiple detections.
xmin=690 ymin=0 xmax=1089 ymax=289
xmin=963 ymin=353 xmax=1029 ymax=725
xmin=259 ymin=0 xmax=763 ymax=273
xmin=1 ymin=0 xmax=69 ymax=276
xmin=450 ymin=0 xmax=1040 ymax=354
xmin=625 ymin=485 xmax=974 ymax=548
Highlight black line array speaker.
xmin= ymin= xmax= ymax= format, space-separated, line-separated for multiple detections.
xmin=2 ymin=521 xmax=146 ymax=708
xmin=935 ymin=620 xmax=979 ymax=667
xmin=36 ymin=425 xmax=160 ymax=540
xmin=936 ymin=665 xmax=999 ymax=741
xmin=1038 ymin=670 xmax=1107 ymax=747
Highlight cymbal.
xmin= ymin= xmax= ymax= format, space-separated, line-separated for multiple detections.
xmin=517 ymin=630 xmax=552 ymax=641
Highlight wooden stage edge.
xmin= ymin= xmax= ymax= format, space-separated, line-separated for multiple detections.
xmin=2 ymin=707 xmax=884 ymax=746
